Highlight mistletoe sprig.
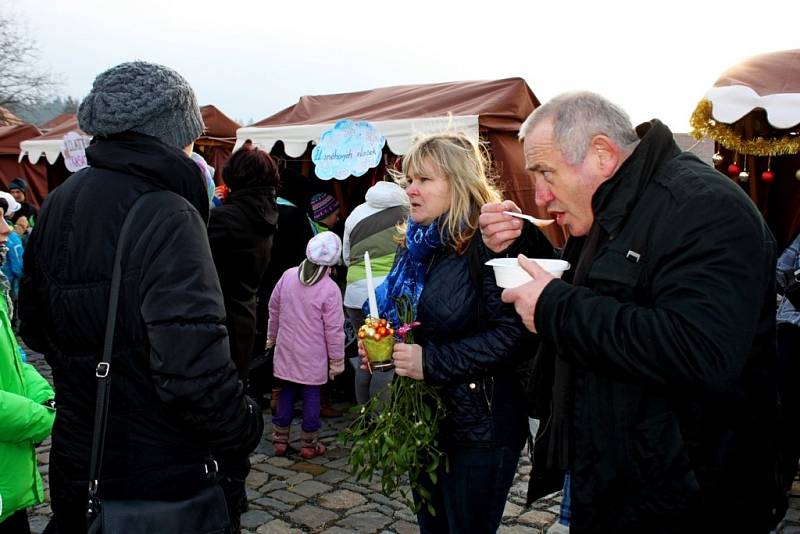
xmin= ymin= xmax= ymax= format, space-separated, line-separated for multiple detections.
xmin=338 ymin=295 xmax=447 ymax=516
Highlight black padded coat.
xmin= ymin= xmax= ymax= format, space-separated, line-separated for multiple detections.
xmin=19 ymin=132 xmax=263 ymax=531
xmin=414 ymin=233 xmax=544 ymax=447
xmin=208 ymin=187 xmax=278 ymax=378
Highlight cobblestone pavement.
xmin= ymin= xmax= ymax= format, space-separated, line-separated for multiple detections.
xmin=24 ymin=350 xmax=800 ymax=533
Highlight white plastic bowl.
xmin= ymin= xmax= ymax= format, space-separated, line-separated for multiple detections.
xmin=485 ymin=258 xmax=571 ymax=288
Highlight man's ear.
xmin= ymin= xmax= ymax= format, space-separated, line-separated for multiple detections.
xmin=589 ymin=135 xmax=621 ymax=179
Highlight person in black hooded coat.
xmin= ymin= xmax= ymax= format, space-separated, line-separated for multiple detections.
xmin=208 ymin=145 xmax=279 ymax=379
xmin=249 ymin=169 xmax=316 ymax=407
xmin=18 ymin=61 xmax=263 ymax=533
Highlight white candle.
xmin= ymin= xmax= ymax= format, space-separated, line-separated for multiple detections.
xmin=364 ymin=251 xmax=380 ymax=318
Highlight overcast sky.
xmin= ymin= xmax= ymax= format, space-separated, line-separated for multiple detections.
xmin=10 ymin=0 xmax=800 ymax=132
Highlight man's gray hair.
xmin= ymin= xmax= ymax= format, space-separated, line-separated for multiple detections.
xmin=519 ymin=91 xmax=640 ymax=165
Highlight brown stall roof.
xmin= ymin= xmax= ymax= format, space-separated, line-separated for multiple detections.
xmin=0 ymin=107 xmax=25 ymax=127
xmin=201 ymin=105 xmax=240 ymax=140
xmin=239 ymin=78 xmax=564 ymax=244
xmin=0 ymin=124 xmax=42 ymax=155
xmin=251 ymin=77 xmax=539 ymax=132
xmin=41 ymin=113 xmax=77 ymax=130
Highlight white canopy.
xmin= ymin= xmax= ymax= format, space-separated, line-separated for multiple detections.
xmin=706 ymin=85 xmax=800 ymax=129
xmin=19 ymin=138 xmax=70 ymax=164
xmin=235 ymin=115 xmax=480 ymax=157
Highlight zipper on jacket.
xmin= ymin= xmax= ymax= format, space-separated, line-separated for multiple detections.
xmin=483 ymin=376 xmax=494 ymax=413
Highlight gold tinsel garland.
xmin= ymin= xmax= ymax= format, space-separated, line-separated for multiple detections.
xmin=689 ymin=99 xmax=800 ymax=156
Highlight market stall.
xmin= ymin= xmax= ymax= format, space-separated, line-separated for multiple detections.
xmin=691 ymin=48 xmax=800 ymax=249
xmin=0 ymin=123 xmax=47 ymax=205
xmin=18 ymin=115 xmax=87 ymax=193
xmin=237 ymin=78 xmax=564 ymax=246
xmin=194 ymin=105 xmax=241 ymax=184
xmin=19 ymin=105 xmax=241 ymax=196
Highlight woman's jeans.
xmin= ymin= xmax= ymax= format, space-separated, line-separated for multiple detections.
xmin=414 ymin=441 xmax=523 ymax=534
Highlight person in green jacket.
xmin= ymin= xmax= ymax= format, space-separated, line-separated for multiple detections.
xmin=0 ymin=197 xmax=54 ymax=533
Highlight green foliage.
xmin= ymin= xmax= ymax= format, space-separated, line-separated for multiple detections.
xmin=8 ymin=96 xmax=76 ymax=126
xmin=338 ymin=375 xmax=447 ymax=513
xmin=338 ymin=295 xmax=447 ymax=513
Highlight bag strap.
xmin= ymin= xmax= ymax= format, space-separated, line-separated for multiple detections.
xmin=87 ymin=193 xmax=156 ymax=516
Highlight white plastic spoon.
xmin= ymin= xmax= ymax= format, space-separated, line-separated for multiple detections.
xmin=502 ymin=211 xmax=555 ymax=227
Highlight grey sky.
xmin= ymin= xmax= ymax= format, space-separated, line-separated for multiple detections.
xmin=11 ymin=0 xmax=800 ymax=131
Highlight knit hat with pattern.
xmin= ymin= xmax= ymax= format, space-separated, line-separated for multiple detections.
xmin=78 ymin=61 xmax=204 ymax=149
xmin=310 ymin=192 xmax=339 ymax=222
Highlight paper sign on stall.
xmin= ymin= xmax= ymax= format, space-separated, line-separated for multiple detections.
xmin=312 ymin=119 xmax=385 ymax=180
xmin=62 ymin=131 xmax=91 ymax=172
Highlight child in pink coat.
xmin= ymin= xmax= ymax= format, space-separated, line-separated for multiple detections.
xmin=267 ymin=231 xmax=345 ymax=458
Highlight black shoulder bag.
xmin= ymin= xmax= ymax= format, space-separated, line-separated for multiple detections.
xmin=86 ymin=193 xmax=232 ymax=534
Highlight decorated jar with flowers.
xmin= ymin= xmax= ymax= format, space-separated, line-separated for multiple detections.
xmin=358 ymin=317 xmax=395 ymax=371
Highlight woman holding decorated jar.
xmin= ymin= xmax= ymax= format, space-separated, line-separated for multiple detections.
xmin=364 ymin=132 xmax=551 ymax=533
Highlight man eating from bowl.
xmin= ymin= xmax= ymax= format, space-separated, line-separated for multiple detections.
xmin=479 ymin=91 xmax=784 ymax=533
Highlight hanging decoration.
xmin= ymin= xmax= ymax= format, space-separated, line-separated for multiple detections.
xmin=761 ymin=156 xmax=774 ymax=183
xmin=727 ymin=153 xmax=741 ymax=178
xmin=738 ymin=156 xmax=749 ymax=183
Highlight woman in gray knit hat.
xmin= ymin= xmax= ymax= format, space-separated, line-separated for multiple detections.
xmin=19 ymin=61 xmax=263 ymax=533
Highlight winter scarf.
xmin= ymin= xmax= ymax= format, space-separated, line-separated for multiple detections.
xmin=373 ymin=218 xmax=443 ymax=326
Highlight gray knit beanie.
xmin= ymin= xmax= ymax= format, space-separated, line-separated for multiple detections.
xmin=78 ymin=61 xmax=204 ymax=149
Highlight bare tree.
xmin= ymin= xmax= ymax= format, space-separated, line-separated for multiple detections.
xmin=0 ymin=8 xmax=60 ymax=109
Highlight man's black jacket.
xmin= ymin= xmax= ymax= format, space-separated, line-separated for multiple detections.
xmin=529 ymin=121 xmax=783 ymax=532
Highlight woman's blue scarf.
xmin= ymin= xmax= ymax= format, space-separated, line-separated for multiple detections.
xmin=368 ymin=218 xmax=443 ymax=327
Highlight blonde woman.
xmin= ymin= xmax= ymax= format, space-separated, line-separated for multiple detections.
xmin=367 ymin=132 xmax=547 ymax=533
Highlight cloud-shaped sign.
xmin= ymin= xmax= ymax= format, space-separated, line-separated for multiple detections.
xmin=312 ymin=119 xmax=385 ymax=180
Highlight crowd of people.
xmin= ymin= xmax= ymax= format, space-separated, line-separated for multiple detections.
xmin=0 ymin=60 xmax=797 ymax=534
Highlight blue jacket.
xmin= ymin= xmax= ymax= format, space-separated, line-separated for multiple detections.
xmin=1 ymin=229 xmax=23 ymax=298
xmin=777 ymin=232 xmax=800 ymax=327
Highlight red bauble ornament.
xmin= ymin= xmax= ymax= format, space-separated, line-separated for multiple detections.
xmin=727 ymin=164 xmax=741 ymax=177
xmin=761 ymin=170 xmax=775 ymax=183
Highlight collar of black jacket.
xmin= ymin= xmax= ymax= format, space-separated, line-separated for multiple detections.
xmin=85 ymin=131 xmax=210 ymax=224
xmin=227 ymin=186 xmax=277 ymax=203
xmin=592 ymin=119 xmax=681 ymax=239
xmin=221 ymin=186 xmax=279 ymax=231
